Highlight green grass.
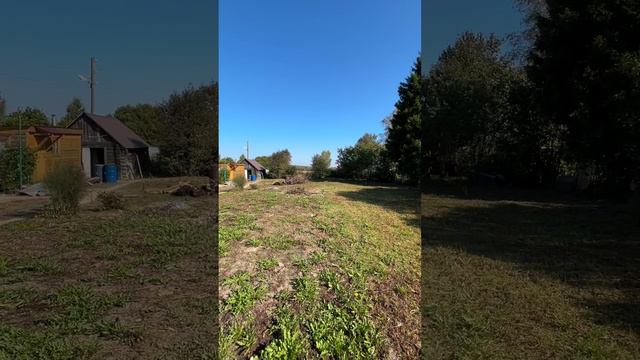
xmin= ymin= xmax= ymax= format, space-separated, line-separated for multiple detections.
xmin=223 ymin=272 xmax=267 ymax=315
xmin=46 ymin=284 xmax=128 ymax=334
xmin=422 ymin=181 xmax=640 ymax=359
xmin=220 ymin=181 xmax=420 ymax=358
xmin=0 ymin=324 xmax=99 ymax=360
xmin=256 ymin=257 xmax=279 ymax=272
xmin=0 ymin=177 xmax=216 ymax=359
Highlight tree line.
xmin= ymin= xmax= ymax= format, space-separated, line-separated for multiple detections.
xmin=423 ymin=0 xmax=640 ymax=198
xmin=0 ymin=83 xmax=218 ymax=179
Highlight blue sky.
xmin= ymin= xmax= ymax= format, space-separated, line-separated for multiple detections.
xmin=0 ymin=0 xmax=217 ymax=120
xmin=220 ymin=1 xmax=420 ymax=166
xmin=423 ymin=0 xmax=524 ymax=68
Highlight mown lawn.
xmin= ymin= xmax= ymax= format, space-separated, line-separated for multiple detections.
xmin=218 ymin=180 xmax=421 ymax=359
xmin=422 ymin=181 xmax=640 ymax=359
xmin=0 ymin=177 xmax=216 ymax=359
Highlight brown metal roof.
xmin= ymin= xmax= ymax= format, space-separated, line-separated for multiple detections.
xmin=244 ymin=158 xmax=266 ymax=171
xmin=76 ymin=113 xmax=149 ymax=149
xmin=34 ymin=127 xmax=82 ymax=135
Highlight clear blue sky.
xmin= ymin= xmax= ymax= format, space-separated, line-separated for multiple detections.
xmin=423 ymin=0 xmax=524 ymax=68
xmin=220 ymin=1 xmax=420 ymax=166
xmin=0 ymin=0 xmax=217 ymax=120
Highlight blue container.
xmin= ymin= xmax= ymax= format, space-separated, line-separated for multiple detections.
xmin=251 ymin=175 xmax=257 ymax=182
xmin=103 ymin=164 xmax=119 ymax=184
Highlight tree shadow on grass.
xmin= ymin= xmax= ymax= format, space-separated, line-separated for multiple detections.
xmin=423 ymin=191 xmax=640 ymax=334
xmin=334 ymin=182 xmax=421 ymax=228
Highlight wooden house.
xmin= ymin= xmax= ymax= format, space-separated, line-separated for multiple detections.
xmin=243 ymin=159 xmax=268 ymax=180
xmin=0 ymin=126 xmax=82 ymax=182
xmin=67 ymin=112 xmax=149 ymax=179
xmin=218 ymin=163 xmax=246 ymax=182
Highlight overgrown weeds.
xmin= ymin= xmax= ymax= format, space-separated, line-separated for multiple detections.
xmin=43 ymin=164 xmax=87 ymax=216
xmin=97 ymin=191 xmax=126 ymax=210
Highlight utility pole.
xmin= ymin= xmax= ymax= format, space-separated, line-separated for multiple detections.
xmin=18 ymin=112 xmax=23 ymax=189
xmin=90 ymin=57 xmax=96 ymax=114
xmin=245 ymin=140 xmax=249 ymax=160
xmin=78 ymin=57 xmax=97 ymax=114
xmin=51 ymin=114 xmax=56 ymax=127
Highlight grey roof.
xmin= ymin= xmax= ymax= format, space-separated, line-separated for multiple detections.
xmin=73 ymin=113 xmax=149 ymax=149
xmin=244 ymin=158 xmax=266 ymax=171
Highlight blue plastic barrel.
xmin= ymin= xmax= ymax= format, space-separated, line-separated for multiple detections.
xmin=251 ymin=175 xmax=257 ymax=181
xmin=103 ymin=164 xmax=119 ymax=184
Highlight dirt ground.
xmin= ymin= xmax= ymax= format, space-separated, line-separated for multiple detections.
xmin=0 ymin=177 xmax=216 ymax=359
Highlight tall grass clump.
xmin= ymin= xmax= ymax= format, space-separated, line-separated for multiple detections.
xmin=233 ymin=175 xmax=247 ymax=190
xmin=43 ymin=164 xmax=87 ymax=216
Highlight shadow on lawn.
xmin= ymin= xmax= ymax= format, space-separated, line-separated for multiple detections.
xmin=334 ymin=182 xmax=421 ymax=228
xmin=424 ymin=191 xmax=640 ymax=334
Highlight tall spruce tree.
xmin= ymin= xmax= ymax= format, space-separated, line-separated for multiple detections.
xmin=385 ymin=57 xmax=423 ymax=181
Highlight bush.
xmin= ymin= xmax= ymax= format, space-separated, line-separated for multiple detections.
xmin=232 ymin=175 xmax=247 ymax=190
xmin=43 ymin=164 xmax=87 ymax=216
xmin=219 ymin=167 xmax=230 ymax=183
xmin=0 ymin=147 xmax=36 ymax=191
xmin=97 ymin=191 xmax=126 ymax=210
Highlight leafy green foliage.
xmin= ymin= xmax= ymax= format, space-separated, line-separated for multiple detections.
xmin=527 ymin=0 xmax=640 ymax=194
xmin=114 ymin=103 xmax=163 ymax=145
xmin=222 ymin=272 xmax=267 ymax=315
xmin=57 ymin=98 xmax=84 ymax=127
xmin=1 ymin=107 xmax=50 ymax=128
xmin=311 ymin=150 xmax=331 ymax=179
xmin=268 ymin=149 xmax=292 ymax=178
xmin=0 ymin=147 xmax=36 ymax=191
xmin=219 ymin=157 xmax=235 ymax=164
xmin=155 ymin=83 xmax=217 ymax=176
xmin=43 ymin=164 xmax=87 ymax=216
xmin=219 ymin=167 xmax=230 ymax=183
xmin=336 ymin=133 xmax=388 ymax=180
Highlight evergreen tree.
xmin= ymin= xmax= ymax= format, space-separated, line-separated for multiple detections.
xmin=385 ymin=57 xmax=423 ymax=181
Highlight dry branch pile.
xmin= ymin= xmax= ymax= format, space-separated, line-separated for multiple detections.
xmin=162 ymin=182 xmax=213 ymax=197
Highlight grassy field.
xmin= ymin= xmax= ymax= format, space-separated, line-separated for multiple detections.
xmin=422 ymin=180 xmax=640 ymax=359
xmin=218 ymin=180 xmax=420 ymax=359
xmin=0 ymin=177 xmax=216 ymax=359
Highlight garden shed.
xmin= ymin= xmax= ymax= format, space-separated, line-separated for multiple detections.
xmin=67 ymin=112 xmax=149 ymax=179
xmin=243 ymin=159 xmax=268 ymax=180
xmin=0 ymin=126 xmax=82 ymax=182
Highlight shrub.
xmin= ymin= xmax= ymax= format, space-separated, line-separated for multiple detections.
xmin=232 ymin=175 xmax=247 ymax=190
xmin=97 ymin=191 xmax=126 ymax=210
xmin=219 ymin=167 xmax=230 ymax=183
xmin=0 ymin=147 xmax=36 ymax=191
xmin=43 ymin=164 xmax=87 ymax=216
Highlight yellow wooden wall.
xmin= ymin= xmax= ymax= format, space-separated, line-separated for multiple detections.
xmin=219 ymin=163 xmax=246 ymax=181
xmin=32 ymin=135 xmax=82 ymax=182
